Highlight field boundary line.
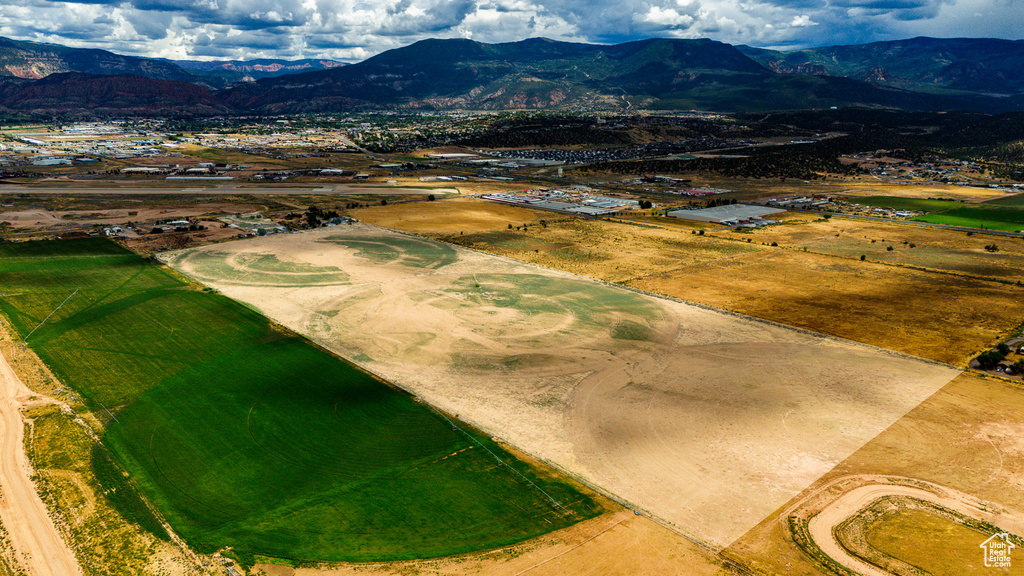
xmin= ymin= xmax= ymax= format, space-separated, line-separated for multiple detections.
xmin=24 ymin=289 xmax=78 ymax=341
xmin=430 ymin=408 xmax=566 ymax=512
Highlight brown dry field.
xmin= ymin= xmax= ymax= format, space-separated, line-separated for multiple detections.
xmin=835 ymin=182 xmax=1014 ymax=201
xmin=629 ymin=249 xmax=1021 ymax=366
xmin=258 ymin=511 xmax=735 ymax=576
xmin=350 ymin=196 xmax=553 ymax=233
xmin=719 ymin=214 xmax=1024 ymax=282
xmin=165 ymin=225 xmax=957 ymax=550
xmin=366 ymin=200 xmax=1023 ymax=366
xmin=728 ymin=371 xmax=1024 ymax=575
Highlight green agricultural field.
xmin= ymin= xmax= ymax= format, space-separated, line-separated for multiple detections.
xmin=982 ymin=192 xmax=1024 ymax=207
xmin=0 ymin=238 xmax=603 ymax=564
xmin=847 ymin=195 xmax=1024 ymax=231
xmin=848 ymin=195 xmax=965 ymax=212
xmin=913 ymin=206 xmax=1024 ymax=231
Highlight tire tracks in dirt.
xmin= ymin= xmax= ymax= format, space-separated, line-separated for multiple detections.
xmin=802 ymin=475 xmax=1024 ymax=576
xmin=0 ymin=346 xmax=82 ymax=576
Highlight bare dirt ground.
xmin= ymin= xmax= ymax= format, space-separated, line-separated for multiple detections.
xmin=0 ymin=203 xmax=258 ymax=229
xmin=165 ymin=224 xmax=958 ymax=550
xmin=259 ymin=511 xmax=735 ymax=576
xmin=120 ymin=223 xmax=243 ymax=253
xmin=729 ymin=372 xmax=1024 ymax=575
xmin=0 ymin=344 xmax=82 ymax=576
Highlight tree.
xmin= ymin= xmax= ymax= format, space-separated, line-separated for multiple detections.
xmin=977 ymin=349 xmax=1006 ymax=370
xmin=1008 ymin=359 xmax=1024 ymax=375
xmin=428 ymin=194 xmax=436 ymax=201
xmin=860 ymin=254 xmax=866 ymax=261
xmin=380 ymin=199 xmax=388 ymax=206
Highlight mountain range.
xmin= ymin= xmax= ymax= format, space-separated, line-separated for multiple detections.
xmin=0 ymin=35 xmax=1021 ymax=116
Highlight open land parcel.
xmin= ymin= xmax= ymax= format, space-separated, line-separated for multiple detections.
xmin=164 ymin=224 xmax=958 ymax=550
xmin=3 ymin=188 xmax=1024 ymax=574
xmin=0 ymin=238 xmax=605 ymax=567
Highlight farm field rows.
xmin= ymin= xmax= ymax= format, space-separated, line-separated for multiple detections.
xmin=0 ymin=238 xmax=604 ymax=565
xmin=165 ymin=224 xmax=959 ymax=549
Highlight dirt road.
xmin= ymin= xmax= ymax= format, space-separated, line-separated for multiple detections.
xmin=807 ymin=476 xmax=1024 ymax=576
xmin=0 ymin=346 xmax=82 ymax=576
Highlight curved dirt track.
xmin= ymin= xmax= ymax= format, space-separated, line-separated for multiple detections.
xmin=0 ymin=347 xmax=82 ymax=576
xmin=806 ymin=476 xmax=1024 ymax=576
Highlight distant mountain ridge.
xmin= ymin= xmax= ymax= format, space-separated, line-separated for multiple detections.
xmin=0 ymin=36 xmax=201 ymax=84
xmin=0 ymin=35 xmax=1021 ymax=115
xmin=169 ymin=58 xmax=346 ymax=82
xmin=738 ymin=37 xmax=1024 ymax=95
xmin=221 ymin=37 xmax=1022 ymax=113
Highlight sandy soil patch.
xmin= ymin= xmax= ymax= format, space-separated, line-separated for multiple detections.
xmin=165 ymin=225 xmax=958 ymax=549
xmin=0 ymin=343 xmax=82 ymax=576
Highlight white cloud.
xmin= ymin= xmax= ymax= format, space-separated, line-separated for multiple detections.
xmin=0 ymin=0 xmax=1020 ymax=61
xmin=641 ymin=6 xmax=696 ymax=27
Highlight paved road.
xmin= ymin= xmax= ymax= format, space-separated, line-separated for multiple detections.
xmin=0 ymin=345 xmax=82 ymax=576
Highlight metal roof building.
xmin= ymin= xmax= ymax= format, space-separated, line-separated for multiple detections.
xmin=667 ymin=204 xmax=785 ymax=224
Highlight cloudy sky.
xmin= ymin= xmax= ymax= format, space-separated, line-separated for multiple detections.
xmin=0 ymin=0 xmax=1021 ymax=61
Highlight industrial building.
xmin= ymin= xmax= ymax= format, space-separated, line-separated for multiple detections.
xmin=667 ymin=204 xmax=785 ymax=226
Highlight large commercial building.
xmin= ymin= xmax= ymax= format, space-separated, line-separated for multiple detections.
xmin=667 ymin=204 xmax=785 ymax=225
